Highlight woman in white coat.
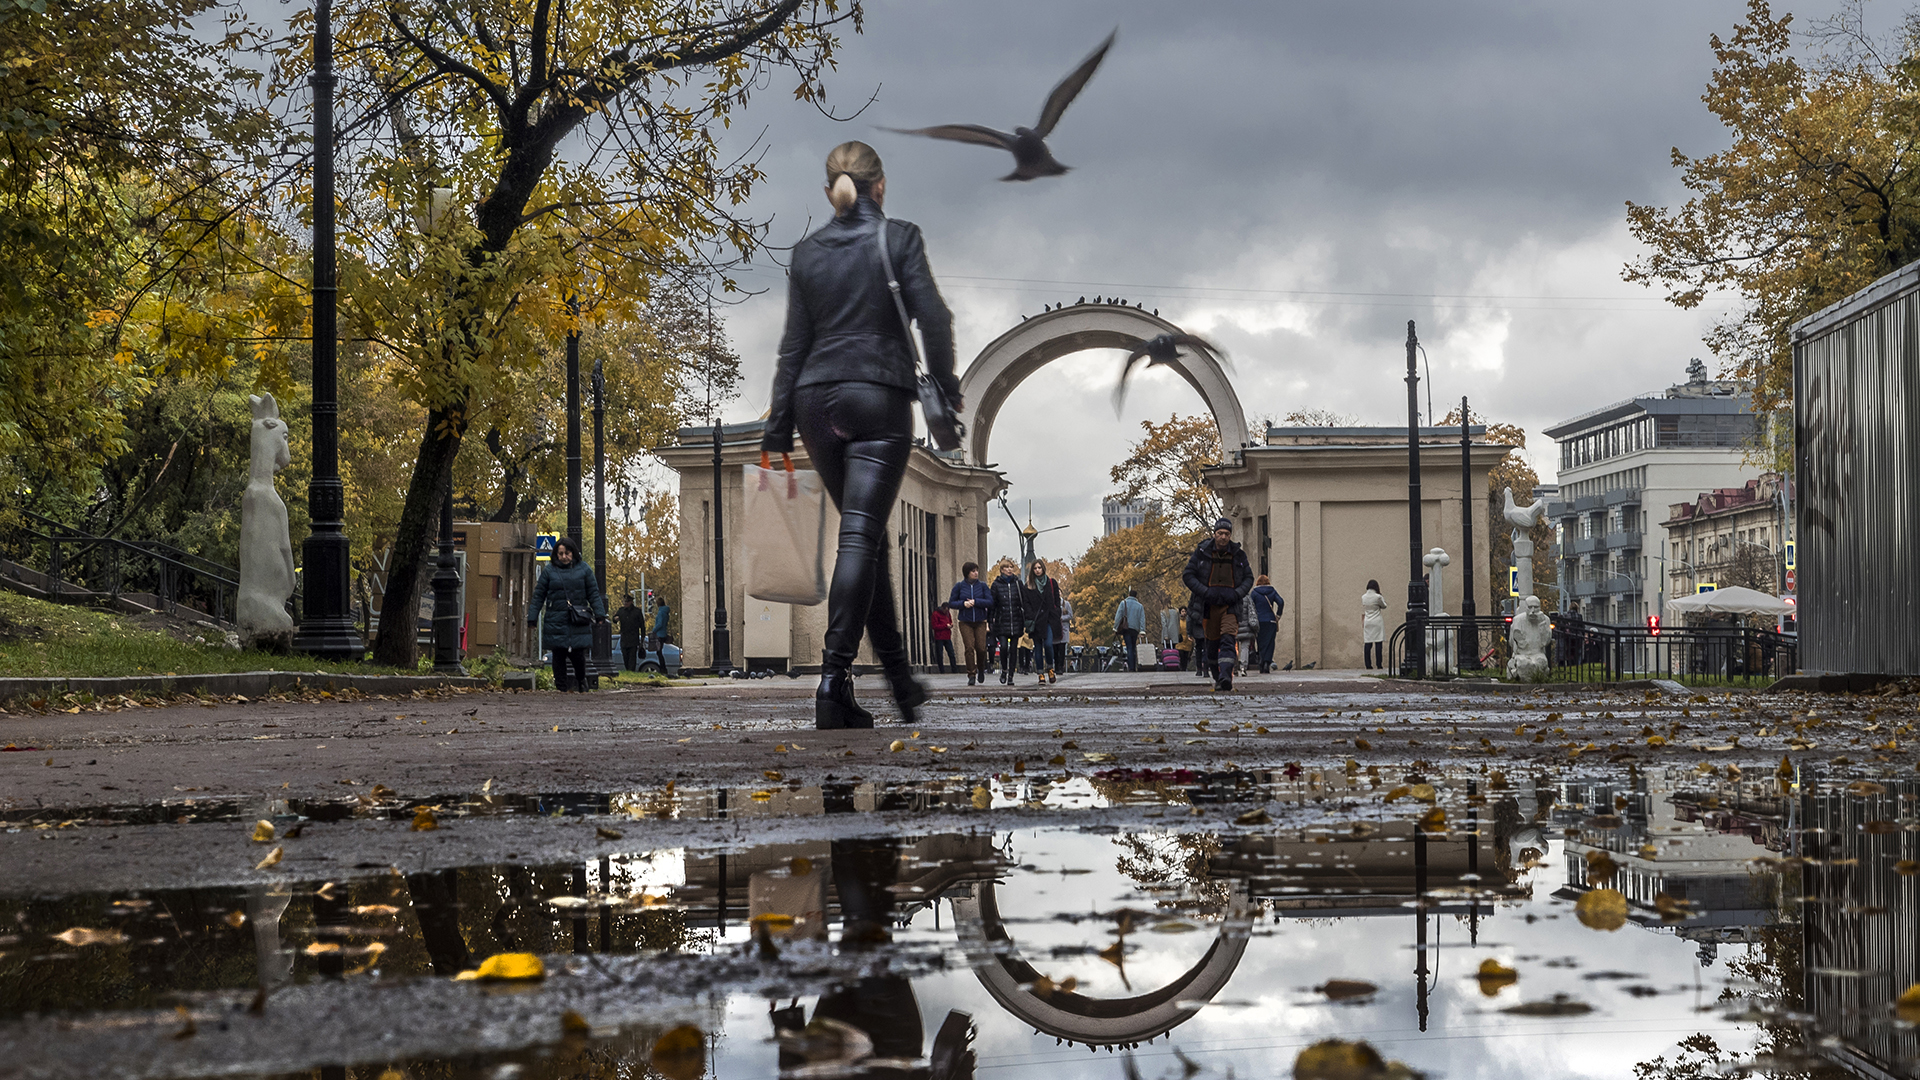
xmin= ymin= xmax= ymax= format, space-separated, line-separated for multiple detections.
xmin=1361 ymin=579 xmax=1389 ymax=670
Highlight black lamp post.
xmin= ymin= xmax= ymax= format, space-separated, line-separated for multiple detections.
xmin=1403 ymin=321 xmax=1428 ymax=677
xmin=590 ymin=356 xmax=615 ymax=680
xmin=430 ymin=457 xmax=464 ymax=674
xmin=1458 ymin=396 xmax=1478 ymax=672
xmin=710 ymin=422 xmax=733 ymax=675
xmin=291 ymin=0 xmax=364 ymax=661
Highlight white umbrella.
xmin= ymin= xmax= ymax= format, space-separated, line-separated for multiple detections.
xmin=1665 ymin=585 xmax=1794 ymax=618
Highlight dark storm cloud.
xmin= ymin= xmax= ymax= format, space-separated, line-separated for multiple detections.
xmin=703 ymin=0 xmax=1846 ymax=552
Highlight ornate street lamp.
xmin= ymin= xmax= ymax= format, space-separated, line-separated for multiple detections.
xmin=1458 ymin=397 xmax=1478 ymax=671
xmin=292 ymin=0 xmax=365 ymax=660
xmin=1403 ymin=321 xmax=1428 ymax=677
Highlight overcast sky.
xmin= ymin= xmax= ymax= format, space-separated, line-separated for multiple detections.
xmin=703 ymin=0 xmax=1850 ymax=562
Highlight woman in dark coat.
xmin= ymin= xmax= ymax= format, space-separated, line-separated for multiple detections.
xmin=761 ymin=141 xmax=961 ymax=729
xmin=1024 ymin=558 xmax=1064 ymax=686
xmin=527 ymin=536 xmax=606 ymax=692
xmin=987 ymin=558 xmax=1026 ymax=684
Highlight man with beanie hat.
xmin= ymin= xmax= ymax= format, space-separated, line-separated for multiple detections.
xmin=1181 ymin=518 xmax=1254 ymax=691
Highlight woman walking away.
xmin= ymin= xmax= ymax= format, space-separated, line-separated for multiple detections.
xmin=1361 ymin=579 xmax=1389 ymax=670
xmin=761 ymin=141 xmax=960 ymax=729
xmin=947 ymin=562 xmax=994 ymax=686
xmin=1251 ymin=575 xmax=1284 ymax=674
xmin=1024 ymin=559 xmax=1064 ymax=685
xmin=528 ymin=536 xmax=605 ymax=692
xmin=989 ymin=559 xmax=1026 ymax=684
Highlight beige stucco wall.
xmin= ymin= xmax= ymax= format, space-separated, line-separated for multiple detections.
xmin=1210 ymin=443 xmax=1509 ymax=670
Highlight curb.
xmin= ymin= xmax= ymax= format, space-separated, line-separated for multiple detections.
xmin=1762 ymin=672 xmax=1904 ymax=694
xmin=0 ymin=670 xmax=488 ymax=702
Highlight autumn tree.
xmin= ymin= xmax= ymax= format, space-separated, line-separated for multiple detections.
xmin=1625 ymin=0 xmax=1920 ymax=414
xmin=1066 ymin=516 xmax=1188 ymax=647
xmin=1280 ymin=408 xmax=1359 ymax=426
xmin=1441 ymin=407 xmax=1551 ymax=611
xmin=1 ymin=0 xmax=274 ymax=514
xmin=271 ymin=0 xmax=859 ymax=664
xmin=1108 ymin=414 xmax=1226 ymax=536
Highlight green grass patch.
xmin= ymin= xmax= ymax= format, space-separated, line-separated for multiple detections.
xmin=0 ymin=591 xmax=411 ymax=679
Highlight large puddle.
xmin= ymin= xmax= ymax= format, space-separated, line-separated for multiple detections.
xmin=2 ymin=766 xmax=1916 ymax=1079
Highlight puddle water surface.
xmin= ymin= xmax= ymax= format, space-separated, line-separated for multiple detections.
xmin=2 ymin=766 xmax=1916 ymax=1079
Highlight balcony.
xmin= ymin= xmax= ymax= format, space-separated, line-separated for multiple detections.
xmin=1575 ymin=494 xmax=1604 ymax=512
xmin=1600 ymin=574 xmax=1642 ymax=594
xmin=1604 ymin=530 xmax=1640 ymax=551
xmin=1546 ymin=501 xmax=1572 ymax=520
xmin=1573 ymin=579 xmax=1601 ymax=597
xmin=1573 ymin=536 xmax=1602 ymax=555
xmin=1603 ymin=488 xmax=1641 ymax=507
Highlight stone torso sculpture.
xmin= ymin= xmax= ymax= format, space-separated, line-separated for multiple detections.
xmin=238 ymin=393 xmax=296 ymax=650
xmin=1506 ymin=595 xmax=1552 ymax=682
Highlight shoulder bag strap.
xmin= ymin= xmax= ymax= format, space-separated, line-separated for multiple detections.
xmin=875 ymin=218 xmax=928 ymax=376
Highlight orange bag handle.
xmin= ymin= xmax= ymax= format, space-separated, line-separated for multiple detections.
xmin=758 ymin=451 xmax=795 ymax=472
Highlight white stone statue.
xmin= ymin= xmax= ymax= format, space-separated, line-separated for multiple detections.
xmin=1503 ymin=488 xmax=1547 ymax=601
xmin=238 ymin=393 xmax=296 ymax=651
xmin=1506 ymin=595 xmax=1552 ymax=682
xmin=1422 ymin=547 xmax=1457 ymax=674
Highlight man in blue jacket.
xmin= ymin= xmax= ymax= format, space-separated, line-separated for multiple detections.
xmin=1251 ymin=575 xmax=1284 ymax=674
xmin=945 ymin=562 xmax=994 ymax=686
xmin=1112 ymin=587 xmax=1147 ymax=671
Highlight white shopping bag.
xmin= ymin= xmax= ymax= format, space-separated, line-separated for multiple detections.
xmin=741 ymin=455 xmax=829 ymax=606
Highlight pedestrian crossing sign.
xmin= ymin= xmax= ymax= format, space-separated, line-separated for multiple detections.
xmin=535 ymin=534 xmax=557 ymax=562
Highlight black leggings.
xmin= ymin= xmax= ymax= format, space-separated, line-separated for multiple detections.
xmin=551 ymin=646 xmax=589 ymax=690
xmin=1363 ymin=641 xmax=1384 ymax=669
xmin=794 ymin=381 xmax=913 ymax=673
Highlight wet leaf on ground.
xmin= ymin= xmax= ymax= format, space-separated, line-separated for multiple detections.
xmin=254 ymin=846 xmax=283 ymax=870
xmin=1502 ymin=993 xmax=1593 ymax=1016
xmin=1316 ymin=979 xmax=1378 ymax=1001
xmin=1293 ymin=1037 xmax=1422 ymax=1078
xmin=1475 ymin=959 xmax=1518 ymax=996
xmin=651 ymin=1024 xmax=706 ymax=1080
xmin=1575 ymin=889 xmax=1628 ymax=931
xmin=250 ymin=820 xmax=275 ymax=843
xmin=52 ymin=927 xmax=127 ymax=947
xmin=454 ymin=952 xmax=545 ymax=981
xmin=410 ymin=808 xmax=438 ymax=832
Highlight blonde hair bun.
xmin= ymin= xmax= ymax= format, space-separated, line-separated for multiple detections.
xmin=825 ymin=141 xmax=883 ymax=213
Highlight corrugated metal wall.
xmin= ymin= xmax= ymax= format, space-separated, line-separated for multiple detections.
xmin=1794 ymin=271 xmax=1920 ymax=674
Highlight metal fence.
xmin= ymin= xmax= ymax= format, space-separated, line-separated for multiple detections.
xmin=1 ymin=510 xmax=243 ymax=626
xmin=1795 ymin=258 xmax=1920 ymax=675
xmin=1387 ymin=615 xmax=1798 ymax=685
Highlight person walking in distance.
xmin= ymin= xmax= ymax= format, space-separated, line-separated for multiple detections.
xmin=1250 ymin=575 xmax=1284 ymax=674
xmin=929 ymin=605 xmax=956 ymax=673
xmin=1024 ymin=558 xmax=1064 ymax=685
xmin=651 ymin=596 xmax=672 ymax=645
xmin=1054 ymin=592 xmax=1074 ymax=676
xmin=1113 ymin=587 xmax=1146 ymax=671
xmin=527 ymin=536 xmax=605 ymax=692
xmin=760 ymin=141 xmax=960 ymax=729
xmin=988 ymin=559 xmax=1026 ymax=684
xmin=1361 ymin=579 xmax=1389 ymax=670
xmin=946 ymin=562 xmax=993 ymax=686
xmin=615 ymin=592 xmax=645 ymax=672
xmin=1182 ymin=519 xmax=1254 ymax=691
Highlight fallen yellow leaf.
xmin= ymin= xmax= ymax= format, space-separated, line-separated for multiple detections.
xmin=1475 ymin=959 xmax=1518 ymax=996
xmin=255 ymin=846 xmax=284 ymax=870
xmin=651 ymin=1024 xmax=706 ymax=1080
xmin=1575 ymin=888 xmax=1628 ymax=931
xmin=411 ymin=808 xmax=438 ymax=832
xmin=971 ymin=785 xmax=991 ymax=810
xmin=454 ymin=952 xmax=546 ymax=981
xmin=250 ymin=820 xmax=275 ymax=843
xmin=53 ymin=927 xmax=127 ymax=946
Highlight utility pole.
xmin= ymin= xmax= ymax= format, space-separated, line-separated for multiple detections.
xmin=710 ymin=422 xmax=732 ymax=675
xmin=1458 ymin=397 xmax=1477 ymax=671
xmin=565 ymin=299 xmax=583 ymax=547
xmin=291 ymin=0 xmax=364 ymax=661
xmin=1404 ymin=321 xmax=1427 ymax=677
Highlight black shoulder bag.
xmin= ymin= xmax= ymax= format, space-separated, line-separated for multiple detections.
xmin=876 ymin=218 xmax=966 ymax=452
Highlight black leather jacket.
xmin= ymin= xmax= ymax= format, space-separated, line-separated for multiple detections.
xmin=762 ymin=196 xmax=957 ymax=453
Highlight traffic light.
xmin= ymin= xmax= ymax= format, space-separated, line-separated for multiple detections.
xmin=1646 ymin=614 xmax=1661 ymax=636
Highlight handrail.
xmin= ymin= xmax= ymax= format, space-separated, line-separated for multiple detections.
xmin=17 ymin=509 xmax=237 ymax=584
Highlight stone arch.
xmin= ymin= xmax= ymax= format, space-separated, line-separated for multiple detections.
xmin=956 ymin=303 xmax=1249 ymax=466
xmin=951 ymin=876 xmax=1256 ymax=1046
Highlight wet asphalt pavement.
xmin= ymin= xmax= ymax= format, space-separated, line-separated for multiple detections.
xmin=1 ymin=671 xmax=1915 ymax=1079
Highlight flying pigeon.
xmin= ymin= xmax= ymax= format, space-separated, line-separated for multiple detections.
xmin=1111 ymin=332 xmax=1228 ymax=415
xmin=1503 ymin=488 xmax=1548 ymax=532
xmin=885 ymin=30 xmax=1116 ymax=181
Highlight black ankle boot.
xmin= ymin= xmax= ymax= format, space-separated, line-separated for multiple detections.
xmin=885 ymin=666 xmax=929 ymax=725
xmin=816 ymin=670 xmax=874 ymax=730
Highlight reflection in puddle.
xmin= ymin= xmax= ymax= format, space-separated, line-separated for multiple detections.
xmin=0 ymin=767 xmax=1915 ymax=1078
